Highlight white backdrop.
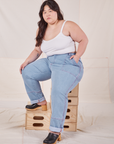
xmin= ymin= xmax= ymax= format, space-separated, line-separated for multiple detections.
xmin=0 ymin=0 xmax=114 ymax=144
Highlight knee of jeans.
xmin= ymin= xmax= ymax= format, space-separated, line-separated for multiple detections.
xmin=21 ymin=66 xmax=30 ymax=79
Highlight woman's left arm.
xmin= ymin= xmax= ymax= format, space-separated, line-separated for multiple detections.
xmin=67 ymin=21 xmax=89 ymax=63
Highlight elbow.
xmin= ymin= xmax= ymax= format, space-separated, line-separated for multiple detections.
xmin=85 ymin=36 xmax=89 ymax=44
xmin=81 ymin=35 xmax=89 ymax=44
xmin=81 ymin=38 xmax=88 ymax=45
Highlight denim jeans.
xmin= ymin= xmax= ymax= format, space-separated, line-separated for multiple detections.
xmin=22 ymin=52 xmax=84 ymax=133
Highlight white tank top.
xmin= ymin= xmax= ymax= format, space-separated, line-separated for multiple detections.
xmin=41 ymin=20 xmax=76 ymax=57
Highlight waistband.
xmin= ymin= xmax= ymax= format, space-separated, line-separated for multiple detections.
xmin=68 ymin=52 xmax=76 ymax=55
xmin=47 ymin=52 xmax=76 ymax=57
xmin=47 ymin=52 xmax=81 ymax=60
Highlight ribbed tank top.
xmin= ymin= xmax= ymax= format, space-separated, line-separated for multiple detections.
xmin=41 ymin=20 xmax=76 ymax=57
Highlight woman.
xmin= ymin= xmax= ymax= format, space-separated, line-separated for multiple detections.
xmin=20 ymin=0 xmax=88 ymax=143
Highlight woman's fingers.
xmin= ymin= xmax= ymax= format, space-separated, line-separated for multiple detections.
xmin=20 ymin=64 xmax=24 ymax=74
xmin=70 ymin=55 xmax=74 ymax=59
xmin=20 ymin=66 xmax=23 ymax=74
xmin=19 ymin=61 xmax=28 ymax=74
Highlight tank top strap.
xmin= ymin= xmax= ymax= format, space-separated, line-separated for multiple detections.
xmin=60 ymin=20 xmax=67 ymax=33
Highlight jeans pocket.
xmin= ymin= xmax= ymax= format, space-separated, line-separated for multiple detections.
xmin=72 ymin=57 xmax=79 ymax=65
xmin=68 ymin=53 xmax=79 ymax=66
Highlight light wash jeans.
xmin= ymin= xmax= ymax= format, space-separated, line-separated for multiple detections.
xmin=22 ymin=52 xmax=84 ymax=133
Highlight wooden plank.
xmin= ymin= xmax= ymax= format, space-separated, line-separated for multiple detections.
xmin=68 ymin=96 xmax=78 ymax=105
xmin=68 ymin=84 xmax=79 ymax=96
xmin=25 ymin=102 xmax=51 ymax=130
xmin=63 ymin=123 xmax=77 ymax=132
xmin=65 ymin=105 xmax=77 ymax=123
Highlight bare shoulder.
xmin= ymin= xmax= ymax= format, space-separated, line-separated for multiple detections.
xmin=65 ymin=20 xmax=88 ymax=42
xmin=62 ymin=20 xmax=79 ymax=36
xmin=65 ymin=20 xmax=79 ymax=29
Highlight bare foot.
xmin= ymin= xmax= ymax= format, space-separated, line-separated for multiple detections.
xmin=37 ymin=100 xmax=47 ymax=105
xmin=49 ymin=130 xmax=60 ymax=135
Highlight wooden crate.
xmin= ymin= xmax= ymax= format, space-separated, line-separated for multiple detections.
xmin=68 ymin=96 xmax=78 ymax=105
xmin=25 ymin=84 xmax=79 ymax=132
xmin=65 ymin=84 xmax=79 ymax=131
xmin=65 ymin=105 xmax=78 ymax=123
xmin=25 ymin=102 xmax=78 ymax=131
xmin=68 ymin=83 xmax=79 ymax=96
xmin=25 ymin=102 xmax=51 ymax=130
xmin=64 ymin=105 xmax=78 ymax=132
xmin=63 ymin=122 xmax=77 ymax=132
xmin=50 ymin=84 xmax=79 ymax=132
xmin=49 ymin=103 xmax=78 ymax=131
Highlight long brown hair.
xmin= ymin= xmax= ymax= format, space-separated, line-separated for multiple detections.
xmin=35 ymin=0 xmax=64 ymax=47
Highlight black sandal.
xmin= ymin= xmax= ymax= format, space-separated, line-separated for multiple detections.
xmin=25 ymin=103 xmax=47 ymax=111
xmin=43 ymin=132 xmax=61 ymax=144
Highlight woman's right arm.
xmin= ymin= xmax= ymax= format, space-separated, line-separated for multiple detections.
xmin=19 ymin=28 xmax=42 ymax=74
xmin=25 ymin=46 xmax=42 ymax=64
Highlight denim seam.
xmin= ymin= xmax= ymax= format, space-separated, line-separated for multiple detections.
xmin=65 ymin=62 xmax=82 ymax=95
xmin=60 ymin=96 xmax=66 ymax=131
xmin=59 ymin=62 xmax=82 ymax=131
xmin=51 ymin=95 xmax=67 ymax=132
xmin=32 ymin=64 xmax=44 ymax=73
xmin=61 ymin=54 xmax=78 ymax=78
xmin=49 ymin=55 xmax=57 ymax=66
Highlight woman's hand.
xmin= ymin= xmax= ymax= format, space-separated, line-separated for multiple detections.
xmin=70 ymin=54 xmax=80 ymax=63
xmin=19 ymin=61 xmax=29 ymax=74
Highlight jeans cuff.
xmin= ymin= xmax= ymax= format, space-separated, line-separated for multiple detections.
xmin=49 ymin=126 xmax=64 ymax=133
xmin=30 ymin=97 xmax=46 ymax=104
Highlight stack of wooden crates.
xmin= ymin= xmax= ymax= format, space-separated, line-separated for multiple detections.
xmin=25 ymin=84 xmax=79 ymax=132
